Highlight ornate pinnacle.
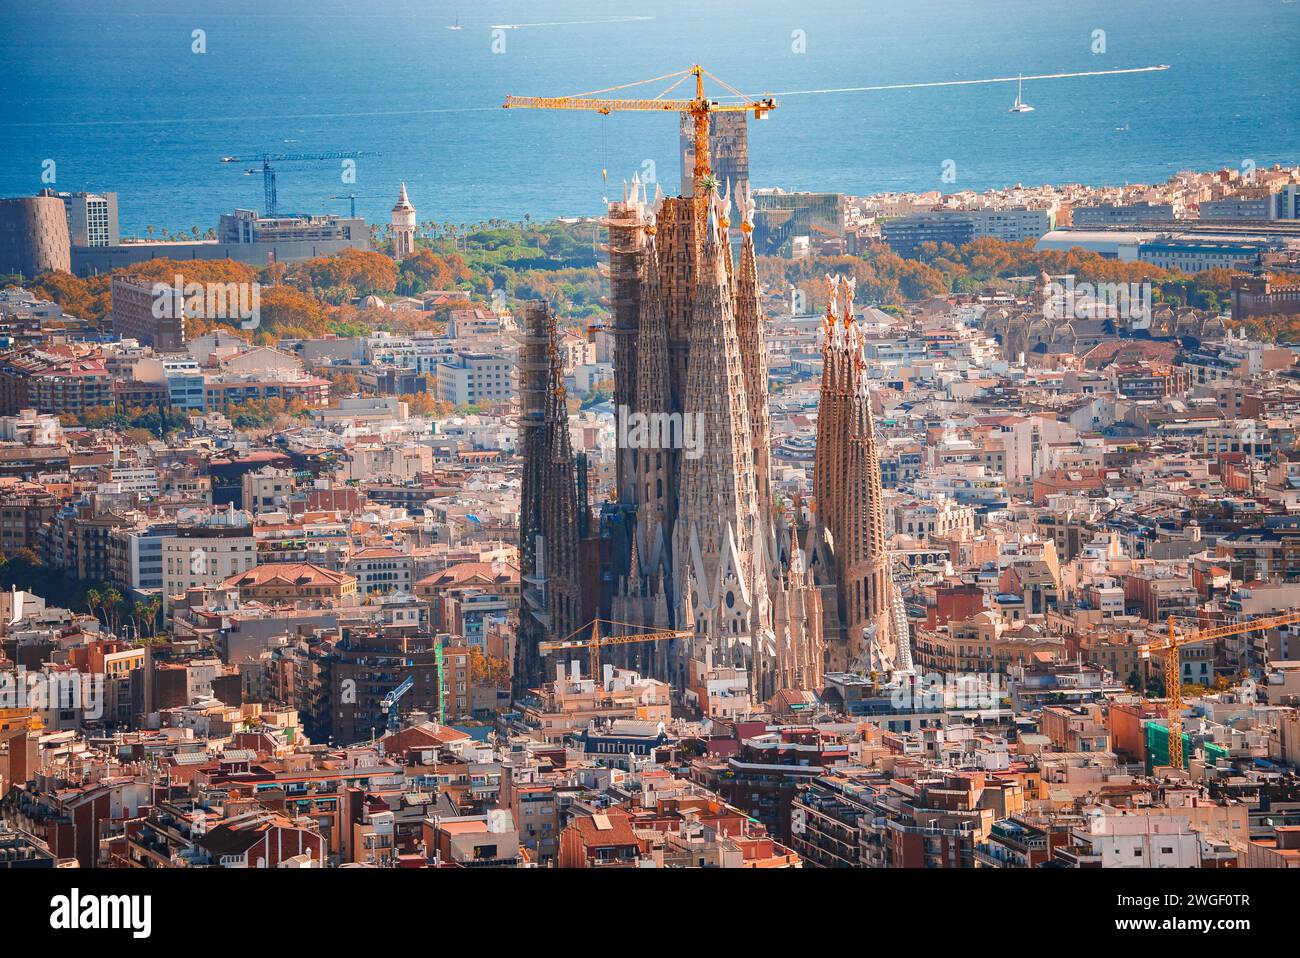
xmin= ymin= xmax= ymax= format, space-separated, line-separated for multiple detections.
xmin=735 ymin=179 xmax=757 ymax=234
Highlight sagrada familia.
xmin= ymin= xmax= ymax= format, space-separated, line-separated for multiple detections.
xmin=516 ymin=174 xmax=910 ymax=701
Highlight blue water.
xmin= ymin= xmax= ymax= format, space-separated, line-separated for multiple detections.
xmin=3 ymin=0 xmax=1297 ymax=236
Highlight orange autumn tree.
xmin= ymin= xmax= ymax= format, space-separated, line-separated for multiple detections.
xmin=117 ymin=258 xmax=258 ymax=287
xmin=398 ymin=247 xmax=472 ymax=292
xmin=289 ymin=248 xmax=397 ymax=304
xmin=28 ymin=270 xmax=112 ymax=322
xmin=124 ymin=259 xmax=262 ymax=337
xmin=29 ymin=258 xmax=258 ymax=327
xmin=469 ymin=647 xmax=510 ymax=689
xmin=256 ymin=285 xmax=330 ymax=339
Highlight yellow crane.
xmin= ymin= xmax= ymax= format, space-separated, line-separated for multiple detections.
xmin=503 ymin=65 xmax=777 ymax=199
xmin=538 ymin=618 xmax=693 ymax=680
xmin=1140 ymin=609 xmax=1300 ymax=768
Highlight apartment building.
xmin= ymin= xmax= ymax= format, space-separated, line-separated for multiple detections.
xmin=435 ymin=351 xmax=515 ymax=407
xmin=112 ymin=277 xmax=187 ymax=351
xmin=28 ymin=360 xmax=113 ymax=417
xmin=161 ymin=512 xmax=257 ymax=609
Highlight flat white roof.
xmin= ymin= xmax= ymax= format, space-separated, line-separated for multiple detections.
xmin=1037 ymin=229 xmax=1161 ymax=246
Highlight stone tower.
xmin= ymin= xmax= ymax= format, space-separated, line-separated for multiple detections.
xmin=516 ymin=302 xmax=583 ymax=692
xmin=771 ymin=522 xmax=825 ymax=692
xmin=734 ymin=181 xmax=774 ymax=542
xmin=812 ymin=276 xmax=897 ymax=672
xmin=391 ymin=182 xmax=416 ymax=260
xmin=604 ymin=177 xmax=650 ymax=505
xmin=671 ymin=193 xmax=762 ymax=664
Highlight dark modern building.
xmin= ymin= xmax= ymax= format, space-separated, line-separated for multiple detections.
xmin=0 ymin=195 xmax=71 ymax=277
xmin=882 ymin=213 xmax=976 ymax=258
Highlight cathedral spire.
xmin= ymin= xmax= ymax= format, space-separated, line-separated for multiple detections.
xmin=733 ymin=179 xmax=774 ymax=547
xmin=515 ymin=303 xmax=583 ymax=693
xmin=628 ymin=534 xmax=642 ymax=597
xmin=633 ymin=232 xmax=673 ymax=575
xmin=812 ymin=275 xmax=895 ymax=672
xmin=606 ymin=169 xmax=847 ymax=699
xmin=672 ymin=184 xmax=761 ymax=653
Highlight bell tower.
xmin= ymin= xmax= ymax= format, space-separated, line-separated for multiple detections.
xmin=391 ymin=182 xmax=416 ymax=259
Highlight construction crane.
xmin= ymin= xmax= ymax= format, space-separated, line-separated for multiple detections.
xmin=328 ymin=193 xmax=384 ymax=218
xmin=380 ymin=675 xmax=415 ymax=734
xmin=220 ymin=151 xmax=379 ymax=217
xmin=504 ymin=64 xmax=776 ymax=200
xmin=538 ymin=618 xmax=693 ymax=680
xmin=1140 ymin=610 xmax=1300 ymax=768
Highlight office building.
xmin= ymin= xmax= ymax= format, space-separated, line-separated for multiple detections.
xmin=43 ymin=189 xmax=120 ymax=247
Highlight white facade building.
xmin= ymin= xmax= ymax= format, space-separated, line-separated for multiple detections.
xmin=161 ymin=511 xmax=257 ymax=610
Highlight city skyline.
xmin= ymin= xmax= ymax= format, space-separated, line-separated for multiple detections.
xmin=4 ymin=0 xmax=1298 ymax=229
xmin=0 ymin=1 xmax=1297 ymax=939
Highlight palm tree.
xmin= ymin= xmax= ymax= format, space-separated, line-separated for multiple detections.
xmin=134 ymin=597 xmax=160 ymax=637
xmin=84 ymin=587 xmax=104 ymax=628
xmin=102 ymin=587 xmax=125 ymax=635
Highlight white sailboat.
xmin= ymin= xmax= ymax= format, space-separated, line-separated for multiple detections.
xmin=447 ymin=7 xmax=462 ymax=30
xmin=1009 ymin=74 xmax=1034 ymax=113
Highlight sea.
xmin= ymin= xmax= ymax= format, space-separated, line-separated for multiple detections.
xmin=2 ymin=0 xmax=1298 ymax=237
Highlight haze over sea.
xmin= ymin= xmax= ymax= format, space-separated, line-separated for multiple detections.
xmin=3 ymin=0 xmax=1297 ymax=237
